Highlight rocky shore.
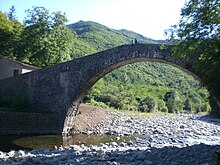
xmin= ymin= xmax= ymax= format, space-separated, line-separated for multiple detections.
xmin=0 ymin=107 xmax=220 ymax=165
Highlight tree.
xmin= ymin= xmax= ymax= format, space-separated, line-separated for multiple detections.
xmin=164 ymin=91 xmax=183 ymax=113
xmin=184 ymin=99 xmax=192 ymax=111
xmin=165 ymin=0 xmax=220 ymax=102
xmin=17 ymin=7 xmax=76 ymax=66
xmin=157 ymin=99 xmax=168 ymax=112
xmin=7 ymin=5 xmax=17 ymax=20
xmin=139 ymin=95 xmax=157 ymax=113
xmin=0 ymin=12 xmax=23 ymax=58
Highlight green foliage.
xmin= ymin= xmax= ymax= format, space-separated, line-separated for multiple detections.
xmin=184 ymin=99 xmax=192 ymax=111
xmin=68 ymin=21 xmax=161 ymax=59
xmin=209 ymin=97 xmax=220 ymax=116
xmin=165 ymin=0 xmax=220 ymax=106
xmin=17 ymin=7 xmax=76 ymax=66
xmin=85 ymin=61 xmax=210 ymax=114
xmin=157 ymin=99 xmax=168 ymax=112
xmin=139 ymin=95 xmax=157 ymax=113
xmin=0 ymin=7 xmax=213 ymax=114
xmin=7 ymin=5 xmax=17 ymax=20
xmin=0 ymin=11 xmax=23 ymax=58
xmin=164 ymin=90 xmax=183 ymax=113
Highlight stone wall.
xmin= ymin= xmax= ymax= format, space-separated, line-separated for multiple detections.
xmin=0 ymin=111 xmax=60 ymax=135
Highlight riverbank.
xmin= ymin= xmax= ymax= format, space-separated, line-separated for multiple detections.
xmin=0 ymin=105 xmax=220 ymax=164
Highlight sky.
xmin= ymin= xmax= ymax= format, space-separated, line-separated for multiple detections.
xmin=0 ymin=0 xmax=186 ymax=40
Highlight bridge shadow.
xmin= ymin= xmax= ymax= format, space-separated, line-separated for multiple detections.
xmin=191 ymin=114 xmax=220 ymax=127
xmin=1 ymin=143 xmax=219 ymax=165
xmin=0 ymin=135 xmax=31 ymax=152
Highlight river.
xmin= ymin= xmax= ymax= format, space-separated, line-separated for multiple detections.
xmin=0 ymin=112 xmax=220 ymax=164
xmin=0 ymin=134 xmax=133 ymax=152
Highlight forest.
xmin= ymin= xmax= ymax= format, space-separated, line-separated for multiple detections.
xmin=0 ymin=1 xmax=219 ymax=115
xmin=84 ymin=61 xmax=210 ymax=113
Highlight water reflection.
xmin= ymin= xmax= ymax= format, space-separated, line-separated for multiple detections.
xmin=13 ymin=135 xmax=63 ymax=150
xmin=63 ymin=134 xmax=113 ymax=146
xmin=0 ymin=134 xmax=133 ymax=151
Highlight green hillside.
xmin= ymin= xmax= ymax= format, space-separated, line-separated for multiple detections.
xmin=70 ymin=21 xmax=158 ymax=43
xmin=0 ymin=8 xmax=215 ymax=114
xmin=84 ymin=62 xmax=209 ymax=113
xmin=68 ymin=21 xmax=210 ymax=114
xmin=68 ymin=21 xmax=161 ymax=59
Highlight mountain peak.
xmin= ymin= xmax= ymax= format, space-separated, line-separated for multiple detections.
xmin=68 ymin=20 xmax=162 ymax=45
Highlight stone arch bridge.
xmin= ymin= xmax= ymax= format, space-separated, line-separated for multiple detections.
xmin=0 ymin=44 xmax=197 ymax=135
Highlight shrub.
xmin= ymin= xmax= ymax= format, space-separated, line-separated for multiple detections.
xmin=139 ymin=95 xmax=157 ymax=113
xmin=157 ymin=99 xmax=167 ymax=112
xmin=200 ymin=102 xmax=211 ymax=112
xmin=161 ymin=107 xmax=168 ymax=112
xmin=164 ymin=90 xmax=183 ymax=113
xmin=184 ymin=99 xmax=192 ymax=111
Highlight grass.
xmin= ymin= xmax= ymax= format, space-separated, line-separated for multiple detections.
xmin=94 ymin=103 xmax=211 ymax=119
xmin=98 ymin=105 xmax=177 ymax=120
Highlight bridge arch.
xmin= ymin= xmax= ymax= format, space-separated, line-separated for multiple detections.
xmin=0 ymin=44 xmax=199 ymax=135
xmin=63 ymin=44 xmax=199 ymax=135
xmin=75 ymin=57 xmax=199 ymax=102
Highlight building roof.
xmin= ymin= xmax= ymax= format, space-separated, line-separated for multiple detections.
xmin=0 ymin=56 xmax=41 ymax=70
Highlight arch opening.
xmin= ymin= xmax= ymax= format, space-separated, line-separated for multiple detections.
xmin=62 ymin=57 xmax=207 ymax=135
xmin=76 ymin=57 xmax=200 ymax=102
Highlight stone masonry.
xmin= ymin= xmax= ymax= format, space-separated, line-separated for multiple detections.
xmin=0 ymin=44 xmax=198 ymax=135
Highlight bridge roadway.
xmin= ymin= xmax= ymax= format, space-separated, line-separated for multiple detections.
xmin=0 ymin=43 xmax=197 ymax=135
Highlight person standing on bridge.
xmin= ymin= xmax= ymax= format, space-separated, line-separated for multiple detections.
xmin=131 ymin=38 xmax=138 ymax=44
xmin=134 ymin=38 xmax=138 ymax=44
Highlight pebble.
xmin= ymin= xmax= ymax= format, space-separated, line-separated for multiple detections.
xmin=0 ymin=113 xmax=220 ymax=165
xmin=110 ymin=142 xmax=118 ymax=147
xmin=15 ymin=150 xmax=26 ymax=157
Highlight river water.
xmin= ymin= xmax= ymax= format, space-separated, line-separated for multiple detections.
xmin=1 ymin=114 xmax=220 ymax=164
xmin=0 ymin=134 xmax=133 ymax=152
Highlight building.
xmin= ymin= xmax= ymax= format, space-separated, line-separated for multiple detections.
xmin=0 ymin=56 xmax=40 ymax=80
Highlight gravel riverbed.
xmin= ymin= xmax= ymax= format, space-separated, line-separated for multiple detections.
xmin=0 ymin=111 xmax=220 ymax=165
